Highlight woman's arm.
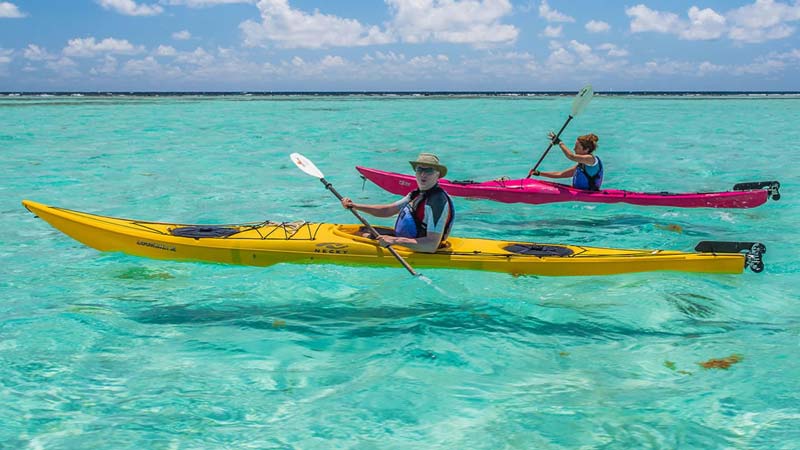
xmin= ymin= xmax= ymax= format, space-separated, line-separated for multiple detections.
xmin=557 ymin=142 xmax=596 ymax=165
xmin=532 ymin=165 xmax=577 ymax=179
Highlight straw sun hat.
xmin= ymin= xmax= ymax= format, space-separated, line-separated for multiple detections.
xmin=409 ymin=153 xmax=447 ymax=177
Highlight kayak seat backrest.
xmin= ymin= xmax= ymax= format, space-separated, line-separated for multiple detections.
xmin=504 ymin=244 xmax=574 ymax=257
xmin=170 ymin=226 xmax=242 ymax=238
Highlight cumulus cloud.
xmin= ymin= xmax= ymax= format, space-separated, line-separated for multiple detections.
xmin=172 ymin=30 xmax=192 ymax=40
xmin=626 ymin=1 xmax=800 ymax=43
xmin=597 ymin=43 xmax=628 ymax=57
xmin=241 ymin=0 xmax=393 ymax=48
xmin=727 ymin=0 xmax=800 ymax=43
xmin=544 ymin=39 xmax=626 ymax=73
xmin=542 ymin=25 xmax=562 ymax=37
xmin=241 ymin=0 xmax=518 ymax=49
xmin=683 ymin=6 xmax=727 ymax=40
xmin=585 ymin=20 xmax=610 ymax=33
xmin=96 ymin=0 xmax=163 ymax=16
xmin=45 ymin=57 xmax=80 ymax=77
xmin=387 ymin=0 xmax=519 ymax=47
xmin=698 ymin=61 xmax=724 ymax=75
xmin=64 ymin=37 xmax=145 ymax=57
xmin=175 ymin=47 xmax=215 ymax=65
xmin=24 ymin=44 xmax=57 ymax=61
xmin=122 ymin=56 xmax=163 ymax=75
xmin=320 ymin=55 xmax=346 ymax=68
xmin=0 ymin=48 xmax=12 ymax=66
xmin=0 ymin=2 xmax=25 ymax=18
xmin=539 ymin=0 xmax=574 ymax=23
xmin=91 ymin=55 xmax=119 ymax=75
xmin=164 ymin=0 xmax=254 ymax=6
xmin=155 ymin=45 xmax=177 ymax=56
xmin=626 ymin=5 xmax=683 ymax=34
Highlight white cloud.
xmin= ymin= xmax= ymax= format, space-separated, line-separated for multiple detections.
xmin=91 ymin=55 xmax=119 ymax=75
xmin=0 ymin=2 xmax=25 ymax=18
xmin=727 ymin=0 xmax=800 ymax=29
xmin=96 ymin=0 xmax=163 ymax=16
xmin=627 ymin=1 xmax=800 ymax=43
xmin=45 ymin=57 xmax=80 ymax=77
xmin=388 ymin=0 xmax=519 ymax=47
xmin=542 ymin=25 xmax=562 ymax=37
xmin=241 ymin=0 xmax=518 ymax=49
xmin=682 ymin=6 xmax=726 ymax=40
xmin=597 ymin=43 xmax=628 ymax=57
xmin=370 ymin=51 xmax=406 ymax=62
xmin=156 ymin=45 xmax=177 ymax=56
xmin=732 ymin=48 xmax=800 ymax=74
xmin=63 ymin=37 xmax=145 ymax=57
xmin=627 ymin=4 xmax=725 ymax=40
xmin=544 ymin=39 xmax=624 ymax=74
xmin=727 ymin=0 xmax=800 ymax=43
xmin=122 ymin=56 xmax=163 ymax=75
xmin=172 ymin=30 xmax=192 ymax=40
xmin=320 ymin=55 xmax=346 ymax=68
xmin=164 ymin=0 xmax=254 ymax=6
xmin=539 ymin=0 xmax=574 ymax=23
xmin=547 ymin=46 xmax=574 ymax=66
xmin=585 ymin=20 xmax=610 ymax=33
xmin=698 ymin=61 xmax=724 ymax=75
xmin=175 ymin=47 xmax=214 ymax=65
xmin=241 ymin=0 xmax=393 ymax=49
xmin=24 ymin=44 xmax=56 ymax=61
xmin=0 ymin=48 xmax=12 ymax=66
xmin=626 ymin=4 xmax=682 ymax=34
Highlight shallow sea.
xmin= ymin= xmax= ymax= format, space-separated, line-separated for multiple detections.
xmin=1 ymin=94 xmax=799 ymax=449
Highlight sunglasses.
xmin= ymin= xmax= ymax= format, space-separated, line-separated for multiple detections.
xmin=415 ymin=166 xmax=437 ymax=175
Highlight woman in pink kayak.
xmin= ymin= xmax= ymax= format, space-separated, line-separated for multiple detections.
xmin=529 ymin=132 xmax=603 ymax=191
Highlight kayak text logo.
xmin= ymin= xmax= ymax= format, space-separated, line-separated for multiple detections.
xmin=399 ymin=180 xmax=412 ymax=187
xmin=137 ymin=240 xmax=176 ymax=252
xmin=315 ymin=243 xmax=349 ymax=254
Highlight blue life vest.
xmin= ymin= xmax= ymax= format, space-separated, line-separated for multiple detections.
xmin=572 ymin=156 xmax=603 ymax=191
xmin=394 ymin=185 xmax=454 ymax=241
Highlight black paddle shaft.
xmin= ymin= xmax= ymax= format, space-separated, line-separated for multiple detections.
xmin=319 ymin=178 xmax=420 ymax=277
xmin=527 ymin=115 xmax=574 ymax=178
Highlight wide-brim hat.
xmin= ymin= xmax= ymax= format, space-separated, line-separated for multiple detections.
xmin=409 ymin=152 xmax=447 ymax=178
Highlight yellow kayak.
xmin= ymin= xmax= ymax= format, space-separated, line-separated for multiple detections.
xmin=22 ymin=200 xmax=765 ymax=276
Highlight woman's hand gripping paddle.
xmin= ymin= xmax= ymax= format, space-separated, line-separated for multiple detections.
xmin=527 ymin=85 xmax=594 ymax=178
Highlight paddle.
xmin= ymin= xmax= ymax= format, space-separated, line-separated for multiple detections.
xmin=290 ymin=152 xmax=422 ymax=278
xmin=527 ymin=84 xmax=594 ymax=178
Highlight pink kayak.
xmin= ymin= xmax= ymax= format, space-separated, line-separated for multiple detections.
xmin=356 ymin=167 xmax=780 ymax=209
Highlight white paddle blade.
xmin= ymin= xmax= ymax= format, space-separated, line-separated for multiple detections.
xmin=290 ymin=152 xmax=325 ymax=178
xmin=571 ymin=84 xmax=594 ymax=117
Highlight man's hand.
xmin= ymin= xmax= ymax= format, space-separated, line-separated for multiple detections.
xmin=377 ymin=235 xmax=399 ymax=247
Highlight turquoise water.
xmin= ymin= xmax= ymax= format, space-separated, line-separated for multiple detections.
xmin=2 ymin=94 xmax=799 ymax=448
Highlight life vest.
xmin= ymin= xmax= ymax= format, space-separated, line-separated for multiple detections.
xmin=572 ymin=156 xmax=604 ymax=191
xmin=394 ymin=185 xmax=455 ymax=241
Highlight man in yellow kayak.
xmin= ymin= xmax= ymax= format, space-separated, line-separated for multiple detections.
xmin=342 ymin=153 xmax=455 ymax=253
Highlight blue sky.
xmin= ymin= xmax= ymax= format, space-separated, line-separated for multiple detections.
xmin=1 ymin=0 xmax=800 ymax=91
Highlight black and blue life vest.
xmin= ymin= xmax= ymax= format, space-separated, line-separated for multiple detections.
xmin=394 ymin=185 xmax=455 ymax=241
xmin=572 ymin=156 xmax=604 ymax=191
